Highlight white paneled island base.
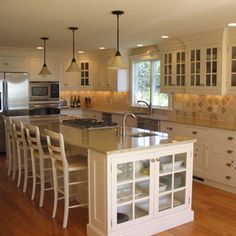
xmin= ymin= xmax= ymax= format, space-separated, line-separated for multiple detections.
xmin=87 ymin=140 xmax=195 ymax=236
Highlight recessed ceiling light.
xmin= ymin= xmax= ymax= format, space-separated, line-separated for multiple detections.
xmin=137 ymin=44 xmax=143 ymax=47
xmin=78 ymin=50 xmax=84 ymax=54
xmin=99 ymin=47 xmax=106 ymax=50
xmin=228 ymin=23 xmax=236 ymax=27
xmin=36 ymin=46 xmax=43 ymax=50
xmin=161 ymin=35 xmax=169 ymax=39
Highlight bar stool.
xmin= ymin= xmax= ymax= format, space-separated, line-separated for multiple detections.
xmin=12 ymin=119 xmax=31 ymax=192
xmin=25 ymin=124 xmax=53 ymax=207
xmin=3 ymin=115 xmax=17 ymax=180
xmin=45 ymin=129 xmax=88 ymax=228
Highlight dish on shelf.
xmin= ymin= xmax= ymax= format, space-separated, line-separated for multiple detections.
xmin=141 ymin=167 xmax=149 ymax=175
xmin=159 ymin=182 xmax=167 ymax=192
xmin=136 ymin=201 xmax=149 ymax=212
xmin=117 ymin=212 xmax=129 ymax=224
xmin=174 ymin=160 xmax=184 ymax=168
xmin=160 ymin=163 xmax=172 ymax=171
xmin=117 ymin=188 xmax=132 ymax=202
xmin=159 ymin=196 xmax=182 ymax=211
xmin=136 ymin=181 xmax=149 ymax=192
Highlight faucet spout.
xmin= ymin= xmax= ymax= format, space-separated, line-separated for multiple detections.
xmin=122 ymin=113 xmax=136 ymax=137
xmin=137 ymin=100 xmax=152 ymax=115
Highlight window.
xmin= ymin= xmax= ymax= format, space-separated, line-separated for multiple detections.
xmin=132 ymin=59 xmax=170 ymax=108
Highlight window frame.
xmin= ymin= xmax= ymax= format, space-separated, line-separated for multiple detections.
xmin=130 ymin=53 xmax=172 ymax=110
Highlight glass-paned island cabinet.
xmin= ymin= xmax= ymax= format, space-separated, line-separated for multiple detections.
xmin=87 ymin=131 xmax=195 ymax=236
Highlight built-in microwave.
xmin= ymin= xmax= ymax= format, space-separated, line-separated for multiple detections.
xmin=29 ymin=81 xmax=59 ymax=101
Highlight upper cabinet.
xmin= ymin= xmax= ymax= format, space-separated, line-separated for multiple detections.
xmin=29 ymin=57 xmax=58 ymax=81
xmin=0 ymin=56 xmax=27 ymax=72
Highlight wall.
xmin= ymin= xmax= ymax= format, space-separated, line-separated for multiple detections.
xmin=60 ymin=91 xmax=130 ymax=110
xmin=173 ymin=94 xmax=236 ymax=122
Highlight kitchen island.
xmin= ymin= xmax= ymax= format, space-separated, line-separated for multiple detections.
xmin=16 ymin=115 xmax=196 ymax=236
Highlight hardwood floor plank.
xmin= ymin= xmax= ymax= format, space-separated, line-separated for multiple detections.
xmin=1 ymin=154 xmax=236 ymax=236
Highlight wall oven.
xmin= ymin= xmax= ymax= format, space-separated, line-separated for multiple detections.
xmin=29 ymin=81 xmax=59 ymax=101
xmin=29 ymin=101 xmax=60 ymax=116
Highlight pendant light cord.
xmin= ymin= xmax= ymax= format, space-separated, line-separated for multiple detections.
xmin=72 ymin=29 xmax=75 ymax=60
xmin=117 ymin=14 xmax=120 ymax=54
xmin=44 ymin=39 xmax=46 ymax=65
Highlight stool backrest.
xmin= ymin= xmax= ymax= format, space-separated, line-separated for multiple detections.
xmin=3 ymin=115 xmax=14 ymax=139
xmin=12 ymin=119 xmax=27 ymax=148
xmin=44 ymin=129 xmax=68 ymax=168
xmin=25 ymin=124 xmax=43 ymax=158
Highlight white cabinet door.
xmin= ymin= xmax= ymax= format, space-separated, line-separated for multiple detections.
xmin=29 ymin=57 xmax=58 ymax=81
xmin=0 ymin=56 xmax=27 ymax=72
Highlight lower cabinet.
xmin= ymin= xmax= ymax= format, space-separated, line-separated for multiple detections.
xmin=87 ymin=144 xmax=194 ymax=236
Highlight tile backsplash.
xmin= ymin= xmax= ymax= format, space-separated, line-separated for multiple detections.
xmin=60 ymin=91 xmax=130 ymax=110
xmin=173 ymin=94 xmax=236 ymax=122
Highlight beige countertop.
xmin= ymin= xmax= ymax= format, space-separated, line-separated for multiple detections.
xmin=15 ymin=115 xmax=195 ymax=155
xmin=80 ymin=107 xmax=236 ymax=131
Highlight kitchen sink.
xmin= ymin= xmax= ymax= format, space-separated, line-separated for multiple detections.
xmin=129 ymin=132 xmax=157 ymax=138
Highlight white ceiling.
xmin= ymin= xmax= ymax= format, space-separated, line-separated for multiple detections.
xmin=1 ymin=0 xmax=236 ymax=52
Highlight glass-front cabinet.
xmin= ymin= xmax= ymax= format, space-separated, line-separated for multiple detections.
xmin=111 ymin=149 xmax=190 ymax=231
xmin=161 ymin=51 xmax=186 ymax=93
xmin=228 ymin=46 xmax=236 ymax=93
xmin=187 ymin=46 xmax=221 ymax=94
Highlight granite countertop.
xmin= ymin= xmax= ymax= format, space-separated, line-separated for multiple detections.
xmin=80 ymin=107 xmax=236 ymax=131
xmin=15 ymin=115 xmax=195 ymax=155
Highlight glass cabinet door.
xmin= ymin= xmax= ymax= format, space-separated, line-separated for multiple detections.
xmin=231 ymin=46 xmax=236 ymax=87
xmin=157 ymin=152 xmax=187 ymax=214
xmin=190 ymin=49 xmax=201 ymax=86
xmin=205 ymin=48 xmax=218 ymax=87
xmin=114 ymin=158 xmax=153 ymax=229
xmin=163 ymin=53 xmax=173 ymax=86
xmin=176 ymin=51 xmax=186 ymax=86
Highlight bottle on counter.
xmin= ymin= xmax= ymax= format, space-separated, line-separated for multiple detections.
xmin=76 ymin=96 xmax=81 ymax=107
xmin=73 ymin=95 xmax=77 ymax=107
xmin=70 ymin=95 xmax=74 ymax=107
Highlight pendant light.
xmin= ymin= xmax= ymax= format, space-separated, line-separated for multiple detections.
xmin=39 ymin=37 xmax=51 ymax=75
xmin=108 ymin=10 xmax=127 ymax=70
xmin=66 ymin=26 xmax=80 ymax=72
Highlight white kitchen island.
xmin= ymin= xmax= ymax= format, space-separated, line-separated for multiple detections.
xmin=16 ymin=115 xmax=195 ymax=236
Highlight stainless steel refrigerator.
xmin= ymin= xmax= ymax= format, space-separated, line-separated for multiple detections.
xmin=0 ymin=72 xmax=29 ymax=152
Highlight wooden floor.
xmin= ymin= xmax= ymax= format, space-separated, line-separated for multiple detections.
xmin=1 ymin=154 xmax=236 ymax=236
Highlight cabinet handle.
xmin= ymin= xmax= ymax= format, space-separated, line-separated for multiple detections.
xmin=228 ymin=136 xmax=234 ymax=141
xmin=151 ymin=159 xmax=155 ymax=162
xmin=192 ymin=131 xmax=197 ymax=135
xmin=226 ymin=162 xmax=233 ymax=167
xmin=225 ymin=176 xmax=232 ymax=180
xmin=156 ymin=158 xmax=160 ymax=161
xmin=227 ymin=150 xmax=233 ymax=154
xmin=167 ymin=127 xmax=173 ymax=131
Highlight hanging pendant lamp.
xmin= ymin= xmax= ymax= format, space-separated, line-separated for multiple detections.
xmin=108 ymin=10 xmax=127 ymax=70
xmin=39 ymin=37 xmax=51 ymax=75
xmin=66 ymin=26 xmax=80 ymax=72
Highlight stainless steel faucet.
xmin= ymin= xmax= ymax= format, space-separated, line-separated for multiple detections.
xmin=122 ymin=113 xmax=136 ymax=137
xmin=137 ymin=100 xmax=152 ymax=115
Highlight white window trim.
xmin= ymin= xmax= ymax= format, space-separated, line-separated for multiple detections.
xmin=130 ymin=53 xmax=172 ymax=110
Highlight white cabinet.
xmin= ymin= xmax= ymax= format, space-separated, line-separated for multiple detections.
xmin=160 ymin=121 xmax=210 ymax=179
xmin=226 ymin=45 xmax=236 ymax=94
xmin=82 ymin=110 xmax=102 ymax=120
xmin=0 ymin=56 xmax=27 ymax=72
xmin=161 ymin=51 xmax=186 ymax=93
xmin=208 ymin=128 xmax=236 ymax=190
xmin=88 ymin=143 xmax=194 ymax=236
xmin=112 ymin=114 xmax=137 ymax=127
xmin=186 ymin=46 xmax=221 ymax=95
xmin=29 ymin=57 xmax=58 ymax=81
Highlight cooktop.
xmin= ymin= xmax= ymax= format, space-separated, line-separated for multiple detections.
xmin=63 ymin=118 xmax=119 ymax=130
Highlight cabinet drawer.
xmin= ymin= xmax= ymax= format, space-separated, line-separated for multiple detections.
xmin=212 ymin=129 xmax=236 ymax=144
xmin=183 ymin=126 xmax=210 ymax=139
xmin=208 ymin=154 xmax=236 ymax=186
xmin=212 ymin=141 xmax=236 ymax=158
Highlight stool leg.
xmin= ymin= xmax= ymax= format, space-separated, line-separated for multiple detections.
xmin=17 ymin=146 xmax=22 ymax=187
xmin=31 ymin=154 xmax=36 ymax=200
xmin=39 ymin=159 xmax=45 ymax=207
xmin=7 ymin=137 xmax=12 ymax=176
xmin=12 ymin=142 xmax=17 ymax=181
xmin=52 ymin=167 xmax=58 ymax=218
xmin=23 ymin=148 xmax=28 ymax=193
xmin=63 ymin=170 xmax=69 ymax=228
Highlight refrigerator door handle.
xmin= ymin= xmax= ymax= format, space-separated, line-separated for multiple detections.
xmin=4 ymin=80 xmax=8 ymax=111
xmin=0 ymin=91 xmax=2 ymax=111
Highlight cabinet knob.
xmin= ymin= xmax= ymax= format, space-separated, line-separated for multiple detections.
xmin=151 ymin=159 xmax=155 ymax=162
xmin=228 ymin=136 xmax=234 ymax=141
xmin=225 ymin=175 xmax=232 ymax=180
xmin=156 ymin=158 xmax=160 ymax=161
xmin=226 ymin=162 xmax=233 ymax=167
xmin=192 ymin=131 xmax=197 ymax=135
xmin=167 ymin=127 xmax=173 ymax=131
xmin=227 ymin=150 xmax=233 ymax=154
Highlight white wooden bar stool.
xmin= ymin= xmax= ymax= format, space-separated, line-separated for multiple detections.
xmin=45 ymin=129 xmax=88 ymax=228
xmin=12 ymin=119 xmax=31 ymax=192
xmin=25 ymin=124 xmax=53 ymax=207
xmin=3 ymin=115 xmax=17 ymax=180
